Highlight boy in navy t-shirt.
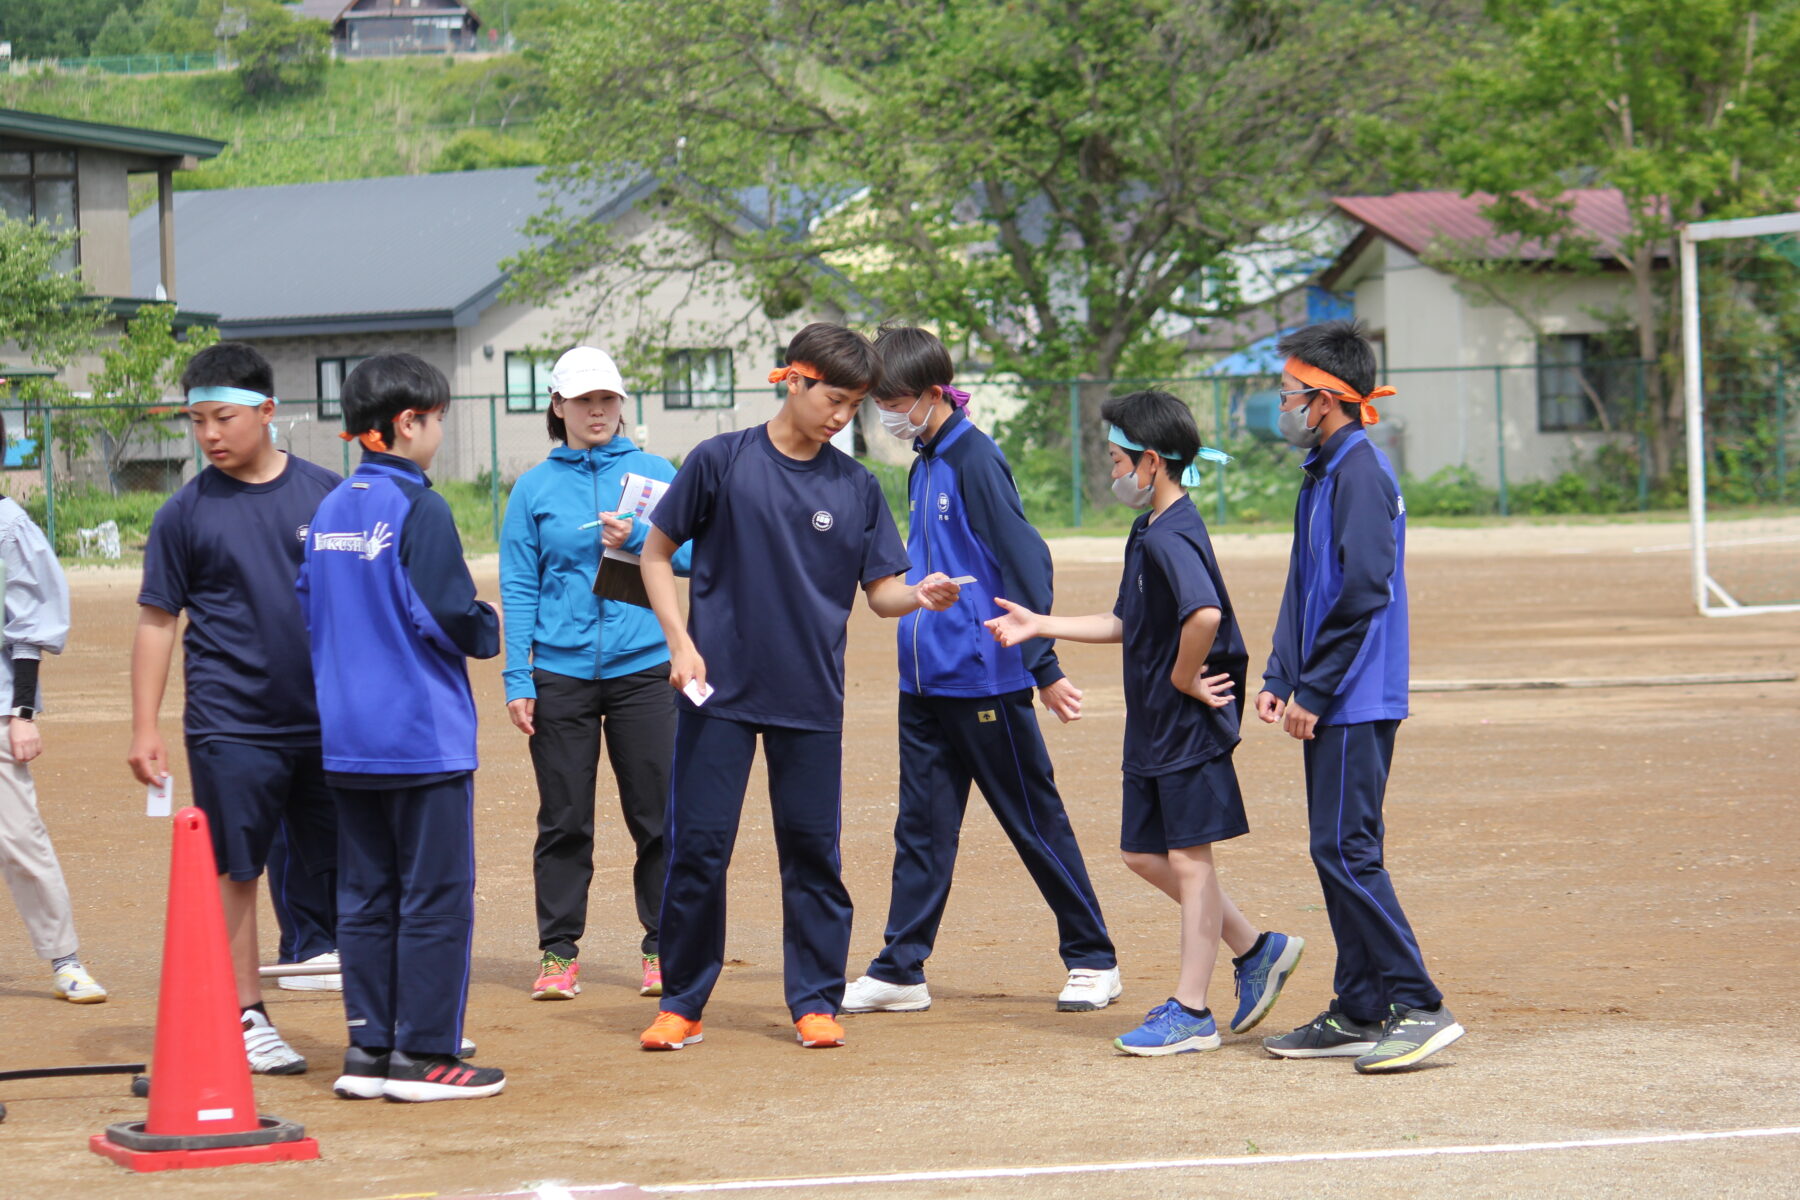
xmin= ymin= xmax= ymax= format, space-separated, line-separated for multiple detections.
xmin=1256 ymin=320 xmax=1463 ymax=1073
xmin=987 ymin=390 xmax=1303 ymax=1056
xmin=637 ymin=322 xmax=961 ymax=1052
xmin=298 ymin=353 xmax=505 ymax=1102
xmin=129 ymin=342 xmax=341 ymax=1075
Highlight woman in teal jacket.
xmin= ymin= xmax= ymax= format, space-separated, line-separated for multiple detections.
xmin=500 ymin=346 xmax=691 ymax=1003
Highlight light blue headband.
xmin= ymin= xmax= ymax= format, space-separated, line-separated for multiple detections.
xmin=1105 ymin=424 xmax=1231 ymax=487
xmin=186 ymin=386 xmax=277 ymax=407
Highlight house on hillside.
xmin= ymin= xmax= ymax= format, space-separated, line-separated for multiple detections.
xmin=1317 ymin=188 xmax=1654 ymax=485
xmin=297 ymin=0 xmax=486 ymax=57
xmin=127 ymin=166 xmax=845 ymax=483
xmin=0 ymin=107 xmax=223 ymax=491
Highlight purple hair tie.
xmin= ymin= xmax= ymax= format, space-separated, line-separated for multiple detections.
xmin=941 ymin=383 xmax=971 ymax=409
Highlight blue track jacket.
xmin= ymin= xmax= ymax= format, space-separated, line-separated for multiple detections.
xmin=297 ymin=452 xmax=500 ymax=776
xmin=897 ymin=410 xmax=1064 ymax=697
xmin=499 ymin=438 xmax=693 ymax=703
xmin=1262 ymin=425 xmax=1410 ymax=725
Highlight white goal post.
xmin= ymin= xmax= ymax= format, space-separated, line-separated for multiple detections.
xmin=1679 ymin=211 xmax=1800 ymax=617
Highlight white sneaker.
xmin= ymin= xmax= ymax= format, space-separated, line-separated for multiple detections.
xmin=1056 ymin=966 xmax=1122 ymax=1012
xmin=52 ymin=961 xmax=108 ymax=1004
xmin=276 ymin=950 xmax=343 ymax=991
xmin=841 ymin=974 xmax=931 ymax=1013
xmin=241 ymin=1008 xmax=307 ymax=1075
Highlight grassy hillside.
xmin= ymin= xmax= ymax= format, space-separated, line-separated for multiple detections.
xmin=0 ymin=55 xmax=544 ymax=199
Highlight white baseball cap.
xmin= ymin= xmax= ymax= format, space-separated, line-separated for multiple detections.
xmin=548 ymin=346 xmax=628 ymax=402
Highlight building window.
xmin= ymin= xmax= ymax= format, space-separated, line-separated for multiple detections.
xmin=506 ymin=352 xmax=555 ymax=413
xmin=1537 ymin=335 xmax=1628 ymax=433
xmin=316 ymin=356 xmax=369 ymax=419
xmin=664 ymin=349 xmax=733 ymax=409
xmin=0 ymin=147 xmax=79 ymax=272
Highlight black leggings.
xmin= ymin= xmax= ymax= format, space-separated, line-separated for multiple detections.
xmin=528 ymin=665 xmax=674 ymax=958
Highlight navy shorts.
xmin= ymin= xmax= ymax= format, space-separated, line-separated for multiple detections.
xmin=186 ymin=738 xmax=339 ymax=882
xmin=1120 ymin=753 xmax=1249 ymax=853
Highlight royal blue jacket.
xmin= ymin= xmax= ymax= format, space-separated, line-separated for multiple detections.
xmin=897 ymin=410 xmax=1064 ymax=697
xmin=499 ymin=438 xmax=693 ymax=703
xmin=1262 ymin=425 xmax=1410 ymax=725
xmin=297 ymin=452 xmax=500 ymax=776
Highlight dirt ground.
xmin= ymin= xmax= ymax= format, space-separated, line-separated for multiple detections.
xmin=1 ymin=519 xmax=1798 ymax=1199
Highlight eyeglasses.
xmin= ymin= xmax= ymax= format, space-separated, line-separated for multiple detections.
xmin=1278 ymin=387 xmax=1333 ymax=399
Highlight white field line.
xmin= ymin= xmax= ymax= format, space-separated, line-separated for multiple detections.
xmin=614 ymin=1125 xmax=1800 ymax=1194
xmin=1634 ymin=534 xmax=1800 ymax=554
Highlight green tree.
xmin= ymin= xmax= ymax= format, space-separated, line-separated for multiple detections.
xmin=0 ymin=0 xmax=139 ymax=57
xmin=0 ymin=217 xmax=105 ymax=371
xmin=232 ymin=0 xmax=329 ymax=98
xmin=78 ymin=304 xmax=218 ymax=495
xmin=141 ymin=0 xmax=224 ymax=55
xmin=1433 ymin=0 xmax=1800 ymax=481
xmin=90 ymin=5 xmax=150 ymax=57
xmin=511 ymin=0 xmax=1464 ymax=495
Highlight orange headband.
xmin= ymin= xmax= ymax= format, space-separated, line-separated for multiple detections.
xmin=768 ymin=361 xmax=824 ymax=385
xmin=1284 ymin=357 xmax=1394 ymax=427
xmin=339 ymin=429 xmax=390 ymax=452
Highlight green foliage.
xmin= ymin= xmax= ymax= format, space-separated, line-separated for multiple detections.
xmin=69 ymin=305 xmax=219 ymax=495
xmin=431 ymin=478 xmax=508 ymax=555
xmin=0 ymin=0 xmax=144 ymax=57
xmin=513 ymin=0 xmax=1459 ymax=498
xmin=233 ymin=1 xmax=330 ymax=98
xmin=433 ymin=128 xmax=544 ymax=173
xmin=18 ymin=486 xmax=167 ymax=559
xmin=0 ymin=217 xmax=106 ymax=370
xmin=91 ymin=5 xmax=150 ymax=57
xmin=1401 ymin=465 xmax=1494 ymax=518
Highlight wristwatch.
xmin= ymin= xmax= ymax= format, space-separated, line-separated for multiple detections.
xmin=10 ymin=706 xmax=35 ymax=722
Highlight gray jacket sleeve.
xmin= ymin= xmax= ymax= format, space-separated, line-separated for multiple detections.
xmin=2 ymin=508 xmax=72 ymax=663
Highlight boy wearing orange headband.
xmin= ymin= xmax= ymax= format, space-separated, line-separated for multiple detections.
xmin=1256 ymin=320 xmax=1464 ymax=1073
xmin=637 ymin=323 xmax=961 ymax=1051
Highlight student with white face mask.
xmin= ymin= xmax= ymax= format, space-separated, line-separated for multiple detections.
xmin=845 ymin=326 xmax=1122 ymax=1018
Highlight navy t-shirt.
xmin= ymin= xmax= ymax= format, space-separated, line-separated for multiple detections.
xmin=652 ymin=425 xmax=910 ymax=731
xmin=1113 ymin=495 xmax=1248 ymax=774
xmin=138 ymin=453 xmax=340 ymax=745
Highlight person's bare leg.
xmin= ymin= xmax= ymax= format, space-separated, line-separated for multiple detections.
xmin=1128 ymin=849 xmax=1260 ymax=958
xmin=1122 ymin=850 xmax=1180 ymax=901
xmin=1169 ymin=845 xmax=1224 ymax=1012
xmin=220 ymin=878 xmax=262 ymax=1009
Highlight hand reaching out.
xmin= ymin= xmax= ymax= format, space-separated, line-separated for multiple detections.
xmin=984 ymin=597 xmax=1040 ymax=647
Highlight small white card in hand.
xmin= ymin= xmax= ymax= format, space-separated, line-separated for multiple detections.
xmin=682 ymin=679 xmax=715 ymax=706
xmin=949 ymin=575 xmax=977 ymax=586
xmin=146 ymin=776 xmax=172 ymax=817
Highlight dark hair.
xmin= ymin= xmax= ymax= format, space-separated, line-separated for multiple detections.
xmin=180 ymin=341 xmax=275 ymax=398
xmin=869 ymin=325 xmax=953 ymax=401
xmin=1100 ymin=390 xmax=1201 ymax=466
xmin=783 ymin=322 xmax=881 ymax=392
xmin=1277 ymin=319 xmax=1377 ymax=415
xmin=341 ymin=353 xmax=451 ymax=447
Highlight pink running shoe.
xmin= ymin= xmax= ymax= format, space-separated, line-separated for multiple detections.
xmin=531 ymin=952 xmax=580 ymax=1000
xmin=640 ymin=954 xmax=663 ymax=997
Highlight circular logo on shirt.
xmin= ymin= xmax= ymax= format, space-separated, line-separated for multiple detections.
xmin=297 ymin=524 xmax=309 ymax=543
xmin=937 ymin=492 xmax=950 ymax=513
xmin=811 ymin=510 xmax=834 ymax=532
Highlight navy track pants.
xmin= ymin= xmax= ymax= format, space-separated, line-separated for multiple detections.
xmin=335 ymin=774 xmax=475 ymax=1056
xmin=868 ymin=689 xmax=1114 ymax=985
xmin=658 ymin=710 xmax=851 ymax=1022
xmin=268 ymin=820 xmax=337 ymax=964
xmin=1303 ymin=720 xmax=1442 ymax=1023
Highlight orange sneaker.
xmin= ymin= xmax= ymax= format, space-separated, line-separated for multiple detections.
xmin=795 ymin=1013 xmax=845 ymax=1048
xmin=640 ymin=1010 xmax=704 ymax=1051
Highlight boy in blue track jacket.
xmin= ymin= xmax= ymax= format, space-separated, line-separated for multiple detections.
xmin=1255 ymin=321 xmax=1464 ymax=1074
xmin=846 ymin=326 xmax=1119 ymax=1016
xmin=298 ymin=353 xmax=506 ymax=1102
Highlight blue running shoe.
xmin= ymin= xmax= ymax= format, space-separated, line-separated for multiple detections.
xmin=1112 ymin=1000 xmax=1221 ymax=1056
xmin=1230 ymin=932 xmax=1304 ymax=1034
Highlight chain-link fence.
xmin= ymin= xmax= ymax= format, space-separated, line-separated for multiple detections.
xmin=5 ymin=357 xmax=1793 ymax=567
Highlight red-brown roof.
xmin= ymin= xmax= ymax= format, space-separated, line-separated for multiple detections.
xmin=1330 ymin=188 xmax=1638 ymax=263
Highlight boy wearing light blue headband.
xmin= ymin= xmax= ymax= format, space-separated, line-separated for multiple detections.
xmin=986 ymin=389 xmax=1302 ymax=1057
xmin=130 ymin=341 xmax=343 ymax=1076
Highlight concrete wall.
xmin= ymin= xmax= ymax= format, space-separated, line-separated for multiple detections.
xmin=75 ymin=149 xmax=132 ymax=297
xmin=1343 ymin=239 xmax=1640 ymax=484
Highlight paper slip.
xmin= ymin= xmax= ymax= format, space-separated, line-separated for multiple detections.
xmin=682 ymin=679 xmax=715 ymax=706
xmin=146 ymin=776 xmax=172 ymax=817
xmin=601 ymin=473 xmax=672 ymax=566
xmin=949 ymin=575 xmax=977 ymax=585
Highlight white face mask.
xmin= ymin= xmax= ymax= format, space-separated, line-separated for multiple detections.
xmin=878 ymin=394 xmax=932 ymax=441
xmin=1278 ymin=399 xmax=1324 ymax=449
xmin=1111 ymin=466 xmax=1155 ymax=508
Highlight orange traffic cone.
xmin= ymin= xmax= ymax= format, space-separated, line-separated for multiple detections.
xmin=90 ymin=806 xmax=319 ymax=1172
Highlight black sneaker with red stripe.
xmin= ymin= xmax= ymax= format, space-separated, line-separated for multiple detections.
xmin=381 ymin=1050 xmax=506 ymax=1102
